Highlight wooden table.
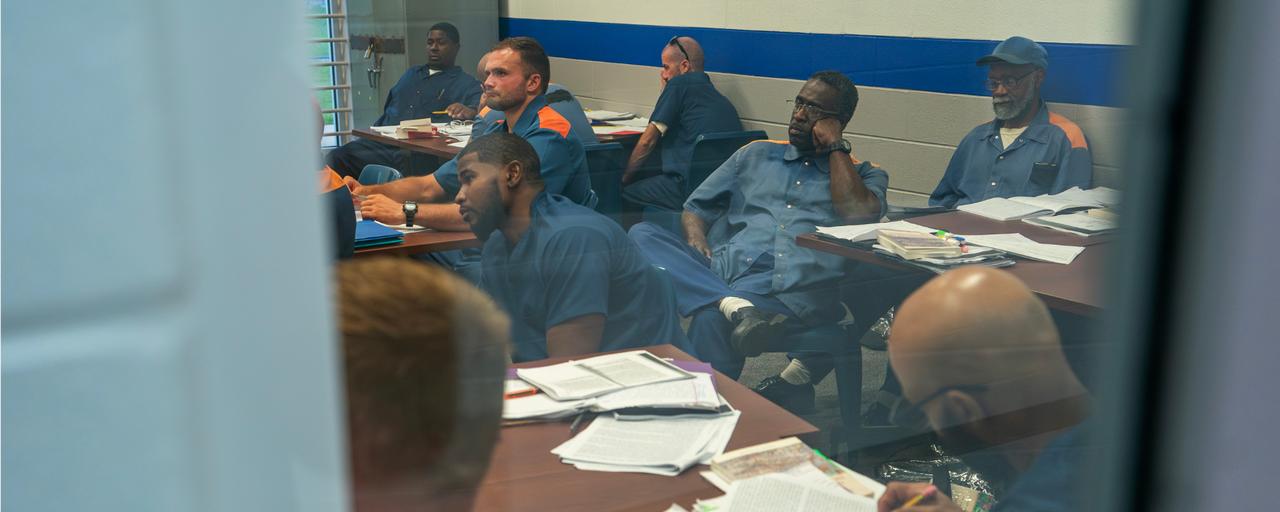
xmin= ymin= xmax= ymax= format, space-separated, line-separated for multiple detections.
xmin=797 ymin=211 xmax=1107 ymax=316
xmin=470 ymin=344 xmax=818 ymax=512
xmin=352 ymin=229 xmax=480 ymax=259
xmin=352 ymin=127 xmax=461 ymax=159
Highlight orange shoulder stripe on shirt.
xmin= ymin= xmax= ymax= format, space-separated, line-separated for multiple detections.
xmin=1048 ymin=112 xmax=1088 ymax=149
xmin=750 ymin=139 xmax=790 ymax=145
xmin=478 ymin=105 xmax=491 ymax=117
xmin=319 ymin=166 xmax=345 ymax=193
xmin=536 ymin=105 xmax=572 ymax=138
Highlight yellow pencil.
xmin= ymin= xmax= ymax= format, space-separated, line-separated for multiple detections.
xmin=901 ymin=485 xmax=937 ymax=508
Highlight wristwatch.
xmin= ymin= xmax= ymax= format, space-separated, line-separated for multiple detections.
xmin=821 ymin=138 xmax=852 ymax=155
xmin=403 ymin=201 xmax=418 ymax=227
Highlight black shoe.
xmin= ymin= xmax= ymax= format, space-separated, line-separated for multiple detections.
xmin=753 ymin=375 xmax=816 ymax=415
xmin=730 ymin=306 xmax=787 ymax=357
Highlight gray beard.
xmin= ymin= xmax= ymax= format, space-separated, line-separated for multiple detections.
xmin=992 ymin=92 xmax=1035 ymax=121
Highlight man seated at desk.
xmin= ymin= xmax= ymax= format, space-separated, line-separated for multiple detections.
xmin=336 ymin=258 xmax=508 ymax=511
xmin=457 ymin=52 xmax=597 ymax=145
xmin=456 ymin=132 xmax=685 ymax=361
xmin=929 ymin=36 xmax=1093 ymax=208
xmin=347 ymin=37 xmax=590 ymax=281
xmin=620 ymin=36 xmax=743 ymax=210
xmin=325 ymin=22 xmax=483 ymax=178
xmin=628 ymin=71 xmax=887 ymax=385
xmin=877 ymin=268 xmax=1098 ymax=512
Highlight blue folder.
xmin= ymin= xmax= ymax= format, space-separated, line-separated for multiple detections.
xmin=354 ymin=220 xmax=404 ymax=248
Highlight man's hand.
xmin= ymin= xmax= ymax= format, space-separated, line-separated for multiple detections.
xmin=357 ymin=194 xmax=407 ymax=224
xmin=445 ymin=103 xmax=478 ymax=120
xmin=343 ymin=176 xmax=365 ymax=195
xmin=877 ymin=483 xmax=961 ymax=512
xmin=810 ymin=117 xmax=844 ymax=149
xmin=687 ymin=237 xmax=713 ymax=260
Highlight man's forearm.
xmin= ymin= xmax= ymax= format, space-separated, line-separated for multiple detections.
xmin=360 ymin=175 xmax=439 ymax=203
xmin=828 ymin=152 xmax=880 ymax=223
xmin=622 ymin=124 xmax=663 ymax=180
xmin=681 ymin=210 xmax=709 ymax=243
xmin=418 ymin=203 xmax=469 ymax=231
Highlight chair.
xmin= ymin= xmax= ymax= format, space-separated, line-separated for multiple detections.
xmin=682 ymin=130 xmax=768 ymax=197
xmin=582 ymin=142 xmax=628 ymax=221
xmin=358 ymin=164 xmax=403 ymax=185
xmin=639 ymin=130 xmax=768 ymax=233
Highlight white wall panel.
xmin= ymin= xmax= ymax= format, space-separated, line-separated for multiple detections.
xmin=504 ymin=0 xmax=1135 ymax=45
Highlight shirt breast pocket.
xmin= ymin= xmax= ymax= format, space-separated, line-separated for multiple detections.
xmin=1028 ymin=162 xmax=1059 ymax=192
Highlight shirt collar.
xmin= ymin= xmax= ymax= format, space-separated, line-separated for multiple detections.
xmin=782 ymin=143 xmax=833 ymax=174
xmin=499 ymin=94 xmax=549 ymax=132
xmin=984 ymin=100 xmax=1052 ymax=142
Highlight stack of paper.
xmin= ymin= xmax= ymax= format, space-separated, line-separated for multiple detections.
xmin=1052 ymin=186 xmax=1121 ymax=208
xmin=584 ymin=110 xmax=636 ymax=121
xmin=872 ymin=244 xmax=1015 ymax=274
xmin=551 ymin=412 xmax=740 ymax=476
xmin=963 ymin=233 xmax=1085 ymax=264
xmin=1023 ymin=211 xmax=1117 ymax=236
xmin=516 ymin=350 xmax=694 ymax=400
xmin=876 ymin=230 xmax=963 ymax=260
xmin=814 ymin=220 xmax=936 ymax=243
xmin=721 ymin=474 xmax=878 ymax=512
xmin=503 ymin=373 xmax=724 ymax=420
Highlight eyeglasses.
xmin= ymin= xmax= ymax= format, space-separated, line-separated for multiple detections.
xmin=668 ymin=36 xmax=690 ymax=62
xmin=786 ymin=98 xmax=840 ymax=119
xmin=984 ymin=70 xmax=1036 ymax=92
xmin=897 ymin=383 xmax=989 ymax=421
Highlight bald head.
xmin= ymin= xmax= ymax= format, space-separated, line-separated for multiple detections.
xmin=669 ymin=36 xmax=705 ymax=70
xmin=476 ymin=52 xmax=490 ymax=80
xmin=889 ymin=268 xmax=1081 ymax=412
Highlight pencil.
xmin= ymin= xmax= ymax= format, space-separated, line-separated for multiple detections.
xmin=901 ymin=485 xmax=937 ymax=508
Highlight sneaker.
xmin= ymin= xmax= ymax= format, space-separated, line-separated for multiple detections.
xmin=753 ymin=375 xmax=816 ymax=415
xmin=730 ymin=306 xmax=788 ymax=357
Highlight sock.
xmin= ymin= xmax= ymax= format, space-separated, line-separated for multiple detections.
xmin=718 ymin=296 xmax=754 ymax=321
xmin=779 ymin=358 xmax=812 ymax=385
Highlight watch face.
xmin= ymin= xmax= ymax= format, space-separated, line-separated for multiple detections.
xmin=404 ymin=202 xmax=417 ymax=213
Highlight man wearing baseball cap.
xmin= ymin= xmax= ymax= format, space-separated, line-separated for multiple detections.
xmin=929 ymin=36 xmax=1094 ymax=208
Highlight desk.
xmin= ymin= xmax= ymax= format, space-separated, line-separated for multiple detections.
xmin=472 ymin=344 xmax=817 ymax=512
xmin=352 ymin=230 xmax=480 ymax=259
xmin=796 ymin=211 xmax=1106 ymax=316
xmin=352 ymin=127 xmax=461 ymax=159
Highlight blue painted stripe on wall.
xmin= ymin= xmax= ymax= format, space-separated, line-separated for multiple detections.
xmin=500 ymin=18 xmax=1128 ymax=107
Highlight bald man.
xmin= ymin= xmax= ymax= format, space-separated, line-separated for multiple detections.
xmin=877 ymin=268 xmax=1097 ymax=512
xmin=621 ymin=36 xmax=742 ymax=210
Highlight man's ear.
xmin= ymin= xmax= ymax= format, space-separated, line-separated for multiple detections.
xmin=505 ymin=160 xmax=524 ymax=189
xmin=526 ymin=73 xmax=543 ymax=95
xmin=937 ymin=389 xmax=987 ymax=430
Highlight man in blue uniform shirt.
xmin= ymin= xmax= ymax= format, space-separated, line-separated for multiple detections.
xmin=459 ymin=52 xmax=598 ymax=145
xmin=629 ymin=71 xmax=887 ymax=381
xmin=456 ymin=132 xmax=685 ymax=361
xmin=930 ymin=36 xmax=1093 ymax=208
xmin=621 ymin=36 xmax=743 ymax=210
xmin=877 ymin=268 xmax=1098 ymax=512
xmin=326 ymin=22 xmax=483 ymax=178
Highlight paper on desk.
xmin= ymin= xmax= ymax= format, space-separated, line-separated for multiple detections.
xmin=963 ymin=233 xmax=1085 ymax=264
xmin=958 ymin=197 xmax=1054 ymax=221
xmin=815 ymin=220 xmax=935 ymax=242
xmin=552 ymin=411 xmax=740 ymax=476
xmin=375 ymin=221 xmax=427 ymax=233
xmin=503 ymin=393 xmax=591 ymax=420
xmin=1050 ymin=186 xmax=1121 ymax=208
xmin=584 ymin=109 xmax=635 ymax=121
xmin=610 ymin=116 xmax=651 ymax=129
xmin=592 ymin=125 xmax=643 ymax=135
xmin=448 ymin=135 xmax=469 ymax=148
xmin=594 ymin=373 xmax=720 ymax=412
xmin=722 ymin=473 xmax=877 ymax=512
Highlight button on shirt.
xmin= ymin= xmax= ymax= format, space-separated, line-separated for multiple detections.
xmin=436 ymin=94 xmax=591 ymax=205
xmin=684 ymin=141 xmax=889 ymax=322
xmin=649 ymin=71 xmax=743 ymax=177
xmin=481 ymin=193 xmax=688 ymax=362
xmin=375 ymin=65 xmax=482 ymax=126
xmin=929 ymin=102 xmax=1093 ymax=208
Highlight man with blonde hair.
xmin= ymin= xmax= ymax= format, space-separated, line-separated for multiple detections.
xmin=335 ymin=258 xmax=509 ymax=510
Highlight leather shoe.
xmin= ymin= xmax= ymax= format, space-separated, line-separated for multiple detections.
xmin=730 ymin=306 xmax=787 ymax=357
xmin=753 ymin=375 xmax=815 ymax=415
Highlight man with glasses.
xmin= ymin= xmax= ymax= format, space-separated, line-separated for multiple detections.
xmin=620 ymin=36 xmax=743 ymax=210
xmin=877 ymin=267 xmax=1096 ymax=512
xmin=929 ymin=36 xmax=1093 ymax=208
xmin=629 ymin=71 xmax=887 ymax=383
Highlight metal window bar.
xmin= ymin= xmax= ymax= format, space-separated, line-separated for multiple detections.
xmin=310 ymin=0 xmax=353 ymax=145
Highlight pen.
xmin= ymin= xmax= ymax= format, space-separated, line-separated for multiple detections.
xmin=503 ymin=388 xmax=537 ymax=400
xmin=568 ymin=412 xmax=587 ymax=434
xmin=432 ymin=110 xmax=448 ymax=115
xmin=901 ymin=485 xmax=937 ymax=508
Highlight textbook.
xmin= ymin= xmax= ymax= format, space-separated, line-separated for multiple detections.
xmin=515 ymin=350 xmax=695 ymax=401
xmin=1023 ymin=211 xmax=1117 ymax=237
xmin=814 ymin=220 xmax=936 ymax=243
xmin=876 ymin=229 xmax=964 ymax=260
xmin=958 ymin=187 xmax=1117 ymax=221
xmin=721 ymin=474 xmax=877 ymax=512
xmin=707 ymin=437 xmax=883 ymax=499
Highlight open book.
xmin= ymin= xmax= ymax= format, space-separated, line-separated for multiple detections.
xmin=722 ymin=474 xmax=877 ymax=512
xmin=1023 ymin=211 xmax=1117 ymax=236
xmin=708 ymin=437 xmax=882 ymax=499
xmin=515 ymin=350 xmax=695 ymax=401
xmin=814 ymin=220 xmax=936 ymax=243
xmin=503 ymin=373 xmax=725 ymax=420
xmin=958 ymin=187 xmax=1117 ymax=221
